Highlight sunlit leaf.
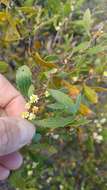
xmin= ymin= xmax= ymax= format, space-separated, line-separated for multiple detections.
xmin=0 ymin=12 xmax=9 ymax=22
xmin=5 ymin=26 xmax=20 ymax=42
xmin=92 ymin=86 xmax=107 ymax=92
xmin=83 ymin=84 xmax=98 ymax=104
xmin=33 ymin=52 xmax=57 ymax=69
xmin=0 ymin=0 xmax=9 ymax=6
xmin=0 ymin=61 xmax=9 ymax=73
xmin=18 ymin=6 xmax=37 ymax=14
xmin=79 ymin=103 xmax=93 ymax=116
xmin=62 ymin=80 xmax=80 ymax=99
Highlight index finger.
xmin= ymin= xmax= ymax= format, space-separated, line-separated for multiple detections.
xmin=0 ymin=74 xmax=26 ymax=116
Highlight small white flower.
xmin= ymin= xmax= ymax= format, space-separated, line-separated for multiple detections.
xmin=100 ymin=118 xmax=106 ymax=124
xmin=26 ymin=164 xmax=31 ymax=169
xmin=59 ymin=22 xmax=62 ymax=27
xmin=103 ymin=71 xmax=107 ymax=77
xmin=98 ymin=128 xmax=102 ymax=132
xmin=101 ymin=113 xmax=104 ymax=117
xmin=50 ymin=68 xmax=58 ymax=74
xmin=46 ymin=177 xmax=52 ymax=184
xmin=27 ymin=170 xmax=33 ymax=176
xmin=72 ymin=76 xmax=78 ymax=82
xmin=30 ymin=94 xmax=39 ymax=104
xmin=21 ymin=111 xmax=29 ymax=119
xmin=56 ymin=26 xmax=60 ymax=31
xmin=94 ymin=119 xmax=98 ymax=124
xmin=96 ymin=123 xmax=102 ymax=128
xmin=93 ymin=132 xmax=98 ymax=139
xmin=59 ymin=185 xmax=64 ymax=190
xmin=93 ymin=132 xmax=103 ymax=144
xmin=96 ymin=135 xmax=103 ymax=144
xmin=71 ymin=5 xmax=74 ymax=11
xmin=45 ymin=90 xmax=50 ymax=97
xmin=32 ymin=106 xmax=39 ymax=114
xmin=32 ymin=162 xmax=39 ymax=169
xmin=52 ymin=134 xmax=59 ymax=140
xmin=28 ymin=113 xmax=36 ymax=121
xmin=25 ymin=102 xmax=31 ymax=110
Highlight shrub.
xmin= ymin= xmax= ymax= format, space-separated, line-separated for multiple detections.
xmin=0 ymin=0 xmax=107 ymax=189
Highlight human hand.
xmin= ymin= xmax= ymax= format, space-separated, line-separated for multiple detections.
xmin=0 ymin=74 xmax=35 ymax=180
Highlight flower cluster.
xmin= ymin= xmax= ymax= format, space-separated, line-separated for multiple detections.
xmin=93 ymin=132 xmax=103 ymax=144
xmin=93 ymin=114 xmax=107 ymax=144
xmin=22 ymin=94 xmax=39 ymax=121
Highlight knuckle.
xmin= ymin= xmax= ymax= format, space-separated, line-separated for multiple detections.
xmin=0 ymin=120 xmax=8 ymax=144
xmin=0 ymin=118 xmax=22 ymax=155
xmin=0 ymin=119 xmax=9 ymax=153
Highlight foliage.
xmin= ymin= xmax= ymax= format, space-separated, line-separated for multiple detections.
xmin=0 ymin=0 xmax=107 ymax=189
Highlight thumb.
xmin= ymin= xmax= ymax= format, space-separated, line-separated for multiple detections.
xmin=0 ymin=117 xmax=35 ymax=156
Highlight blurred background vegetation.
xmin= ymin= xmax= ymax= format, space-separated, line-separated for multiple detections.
xmin=0 ymin=0 xmax=107 ymax=190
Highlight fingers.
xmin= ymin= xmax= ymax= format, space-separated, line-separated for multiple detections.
xmin=0 ymin=74 xmax=26 ymax=116
xmin=0 ymin=152 xmax=23 ymax=170
xmin=0 ymin=166 xmax=10 ymax=180
xmin=0 ymin=152 xmax=22 ymax=180
xmin=5 ymin=94 xmax=26 ymax=117
xmin=0 ymin=117 xmax=35 ymax=156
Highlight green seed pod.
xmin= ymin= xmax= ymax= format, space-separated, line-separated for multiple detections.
xmin=16 ymin=65 xmax=32 ymax=97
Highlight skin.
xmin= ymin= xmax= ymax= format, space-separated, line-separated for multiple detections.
xmin=0 ymin=74 xmax=35 ymax=180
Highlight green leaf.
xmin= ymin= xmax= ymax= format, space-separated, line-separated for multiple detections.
xmin=102 ymin=129 xmax=107 ymax=141
xmin=71 ymin=118 xmax=90 ymax=127
xmin=9 ymin=170 xmax=26 ymax=189
xmin=47 ymin=0 xmax=61 ymax=14
xmin=49 ymin=89 xmax=81 ymax=114
xmin=73 ymin=94 xmax=82 ymax=114
xmin=34 ymin=116 xmax=89 ymax=129
xmin=32 ymin=133 xmax=42 ymax=143
xmin=49 ymin=89 xmax=74 ymax=108
xmin=76 ymin=0 xmax=85 ymax=8
xmin=16 ymin=65 xmax=32 ymax=97
xmin=85 ymin=135 xmax=94 ymax=152
xmin=24 ymin=0 xmax=34 ymax=6
xmin=47 ymin=103 xmax=65 ymax=110
xmin=73 ymin=41 xmax=90 ymax=53
xmin=28 ymin=84 xmax=35 ymax=98
xmin=83 ymin=8 xmax=92 ymax=36
xmin=63 ymin=1 xmax=72 ymax=17
xmin=83 ymin=85 xmax=98 ymax=104
xmin=44 ymin=55 xmax=59 ymax=62
xmin=34 ymin=116 xmax=74 ymax=129
xmin=0 ymin=61 xmax=9 ymax=73
xmin=48 ymin=95 xmax=81 ymax=115
xmin=87 ymin=45 xmax=107 ymax=55
xmin=5 ymin=26 xmax=20 ymax=42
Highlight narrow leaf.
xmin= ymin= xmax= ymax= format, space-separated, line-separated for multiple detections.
xmin=83 ymin=84 xmax=98 ymax=104
xmin=34 ymin=116 xmax=73 ymax=129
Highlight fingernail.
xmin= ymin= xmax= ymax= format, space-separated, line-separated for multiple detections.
xmin=0 ymin=166 xmax=10 ymax=180
xmin=17 ymin=119 xmax=35 ymax=147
